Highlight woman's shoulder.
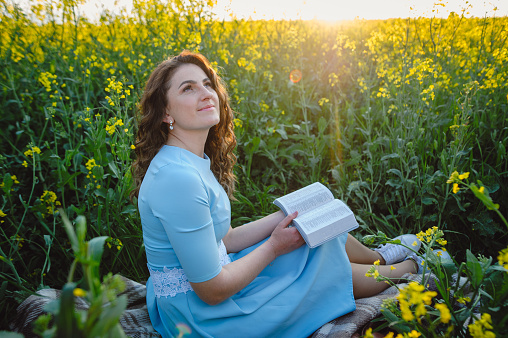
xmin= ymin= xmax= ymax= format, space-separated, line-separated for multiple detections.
xmin=149 ymin=147 xmax=199 ymax=176
xmin=141 ymin=150 xmax=204 ymax=198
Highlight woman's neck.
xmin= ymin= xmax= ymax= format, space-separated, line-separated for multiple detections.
xmin=166 ymin=131 xmax=208 ymax=158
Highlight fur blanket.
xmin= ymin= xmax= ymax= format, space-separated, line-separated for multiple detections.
xmin=11 ymin=273 xmax=435 ymax=338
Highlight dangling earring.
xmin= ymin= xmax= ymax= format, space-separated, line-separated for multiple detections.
xmin=169 ymin=121 xmax=174 ymax=130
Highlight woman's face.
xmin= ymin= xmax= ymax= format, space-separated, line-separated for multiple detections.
xmin=163 ymin=63 xmax=220 ymax=133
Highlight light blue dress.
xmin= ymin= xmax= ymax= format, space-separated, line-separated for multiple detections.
xmin=139 ymin=146 xmax=355 ymax=338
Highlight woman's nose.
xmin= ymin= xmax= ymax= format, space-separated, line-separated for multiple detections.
xmin=200 ymin=86 xmax=214 ymax=99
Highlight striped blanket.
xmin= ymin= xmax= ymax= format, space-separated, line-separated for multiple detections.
xmin=11 ymin=273 xmax=435 ymax=338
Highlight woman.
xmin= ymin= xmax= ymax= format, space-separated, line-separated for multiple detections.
xmin=132 ymin=51 xmax=420 ymax=338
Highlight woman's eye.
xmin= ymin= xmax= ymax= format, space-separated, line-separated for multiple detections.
xmin=204 ymin=82 xmax=212 ymax=88
xmin=183 ymin=85 xmax=192 ymax=92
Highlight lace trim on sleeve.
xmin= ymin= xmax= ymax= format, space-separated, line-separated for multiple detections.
xmin=149 ymin=240 xmax=232 ymax=298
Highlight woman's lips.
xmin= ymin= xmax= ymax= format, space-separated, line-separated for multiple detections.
xmin=199 ymin=105 xmax=215 ymax=111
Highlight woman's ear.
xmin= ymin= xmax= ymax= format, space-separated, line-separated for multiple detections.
xmin=162 ymin=112 xmax=173 ymax=124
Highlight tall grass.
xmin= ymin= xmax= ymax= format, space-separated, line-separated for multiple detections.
xmin=0 ymin=0 xmax=507 ymax=331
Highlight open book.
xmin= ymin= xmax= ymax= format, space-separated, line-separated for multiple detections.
xmin=273 ymin=182 xmax=359 ymax=248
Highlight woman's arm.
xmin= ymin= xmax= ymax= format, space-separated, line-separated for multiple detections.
xmin=222 ymin=210 xmax=286 ymax=253
xmin=190 ymin=212 xmax=305 ymax=305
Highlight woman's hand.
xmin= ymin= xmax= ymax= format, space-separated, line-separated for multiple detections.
xmin=267 ymin=211 xmax=305 ymax=258
xmin=192 ymin=211 xmax=304 ymax=305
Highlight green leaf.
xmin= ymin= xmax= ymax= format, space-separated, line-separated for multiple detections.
xmin=60 ymin=211 xmax=80 ymax=254
xmin=421 ymin=196 xmax=437 ymax=205
xmin=56 ymin=283 xmax=81 ymax=338
xmin=381 ymin=153 xmax=400 ymax=161
xmin=108 ymin=162 xmax=120 ymax=179
xmin=121 ymin=204 xmax=138 ymax=214
xmin=88 ymin=236 xmax=108 ymax=266
xmin=94 ymin=188 xmax=107 ymax=199
xmin=88 ymin=295 xmax=127 ymax=337
xmin=380 ymin=308 xmax=412 ymax=332
xmin=43 ymin=299 xmax=60 ymax=315
xmin=387 ymin=168 xmax=402 ymax=178
xmin=107 ymin=324 xmax=129 ymax=338
xmin=76 ymin=216 xmax=87 ymax=244
xmin=466 ymin=250 xmax=484 ymax=289
xmin=318 ymin=116 xmax=327 ymax=134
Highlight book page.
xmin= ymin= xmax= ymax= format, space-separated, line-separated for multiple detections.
xmin=294 ymin=199 xmax=353 ymax=233
xmin=274 ymin=182 xmax=334 ymax=216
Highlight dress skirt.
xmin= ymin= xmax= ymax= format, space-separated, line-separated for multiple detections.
xmin=146 ymin=233 xmax=356 ymax=338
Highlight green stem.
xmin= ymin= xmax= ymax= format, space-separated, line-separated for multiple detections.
xmin=67 ymin=259 xmax=78 ymax=284
xmin=493 ymin=208 xmax=508 ymax=230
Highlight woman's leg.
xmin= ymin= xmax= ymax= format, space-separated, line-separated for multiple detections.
xmin=351 ymin=260 xmax=417 ymax=299
xmin=345 ymin=234 xmax=386 ymax=264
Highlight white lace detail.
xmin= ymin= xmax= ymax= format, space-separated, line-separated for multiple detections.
xmin=149 ymin=240 xmax=231 ymax=298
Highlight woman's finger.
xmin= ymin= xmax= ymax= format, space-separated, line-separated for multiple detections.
xmin=279 ymin=211 xmax=298 ymax=228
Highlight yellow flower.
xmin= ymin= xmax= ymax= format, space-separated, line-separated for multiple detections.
xmin=397 ymin=282 xmax=437 ymax=322
xmin=374 ymin=259 xmax=380 ymax=266
xmin=407 ymin=330 xmax=421 ymax=338
xmin=446 ymin=171 xmax=459 ymax=183
xmin=390 ymin=265 xmax=396 ymax=270
xmin=364 ymin=327 xmax=374 ymax=338
xmin=0 ymin=210 xmax=6 ymax=217
xmin=469 ymin=313 xmax=495 ymax=338
xmin=436 ymin=239 xmax=447 ymax=246
xmin=85 ymin=159 xmax=99 ymax=171
xmin=458 ymin=172 xmax=470 ymax=180
xmin=41 ymin=191 xmax=57 ymax=204
xmin=365 ymin=265 xmax=376 ymax=278
xmin=401 ymin=304 xmax=415 ymax=321
xmin=435 ymin=303 xmax=451 ymax=323
xmin=479 ymin=186 xmax=485 ymax=194
xmin=233 ymin=118 xmax=243 ymax=128
xmin=11 ymin=175 xmax=19 ymax=184
xmin=22 ymin=160 xmax=28 ymax=167
xmin=105 ymin=124 xmax=116 ymax=135
xmin=73 ymin=288 xmax=87 ymax=297
xmin=24 ymin=146 xmax=41 ymax=158
xmin=130 ymin=145 xmax=136 ymax=149
xmin=318 ymin=97 xmax=330 ymax=107
xmin=452 ymin=183 xmax=460 ymax=194
xmin=498 ymin=247 xmax=508 ymax=271
xmin=457 ymin=296 xmax=471 ymax=304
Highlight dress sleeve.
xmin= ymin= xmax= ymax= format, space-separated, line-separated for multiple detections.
xmin=149 ymin=163 xmax=221 ymax=283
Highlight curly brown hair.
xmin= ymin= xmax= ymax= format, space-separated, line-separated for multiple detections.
xmin=131 ymin=51 xmax=236 ymax=199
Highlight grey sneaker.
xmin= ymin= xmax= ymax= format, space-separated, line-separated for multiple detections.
xmin=374 ymin=234 xmax=421 ymax=265
xmin=405 ymin=249 xmax=452 ymax=274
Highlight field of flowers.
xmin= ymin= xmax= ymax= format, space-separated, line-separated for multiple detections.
xmin=1 ymin=0 xmax=507 ymax=336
